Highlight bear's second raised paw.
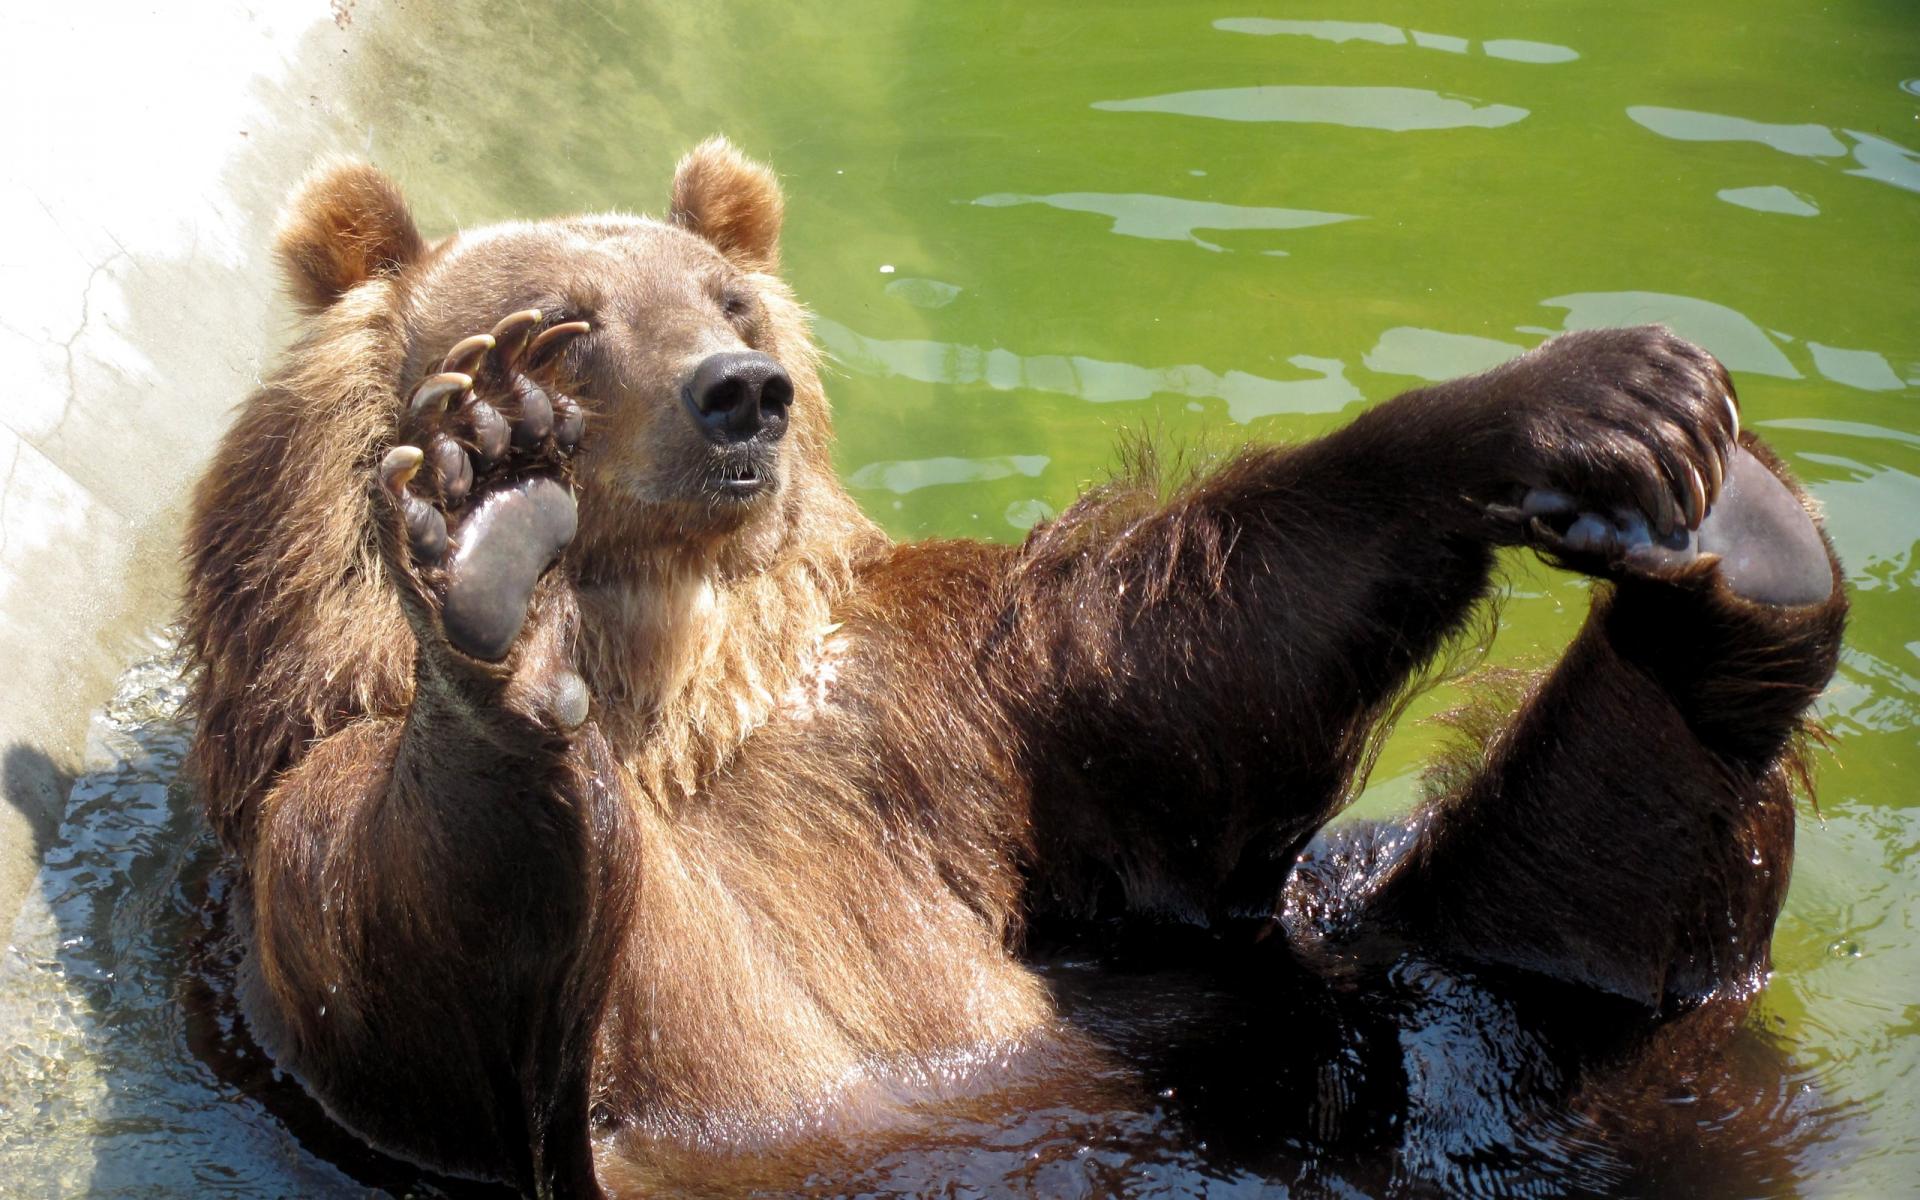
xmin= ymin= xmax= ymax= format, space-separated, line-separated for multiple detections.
xmin=378 ymin=311 xmax=591 ymax=660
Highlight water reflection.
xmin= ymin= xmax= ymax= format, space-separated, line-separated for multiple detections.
xmin=1626 ymin=106 xmax=1847 ymax=157
xmin=845 ymin=454 xmax=1049 ymax=495
xmin=1214 ymin=18 xmax=1405 ymax=45
xmin=1629 ymin=107 xmax=1920 ymax=196
xmin=1481 ymin=39 xmax=1579 ymax=64
xmin=1794 ymin=452 xmax=1920 ymax=590
xmin=1717 ymin=185 xmax=1820 ymax=216
xmin=1843 ymin=130 xmax=1920 ymax=195
xmin=1213 ymin=18 xmax=1578 ymax=63
xmin=1805 ymin=343 xmax=1907 ymax=392
xmin=1542 ymin=291 xmax=1801 ymax=378
xmin=814 ymin=317 xmax=1362 ymax=423
xmin=971 ymin=191 xmax=1359 ymax=253
xmin=1093 ymin=86 xmax=1528 ymax=132
xmin=1361 ymin=326 xmax=1525 ymax=381
xmin=883 ymin=277 xmax=962 ymax=309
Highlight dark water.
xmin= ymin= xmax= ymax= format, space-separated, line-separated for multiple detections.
xmin=4 ymin=0 xmax=1917 ymax=1194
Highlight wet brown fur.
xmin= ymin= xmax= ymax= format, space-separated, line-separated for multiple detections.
xmin=182 ymin=142 xmax=1847 ymax=1196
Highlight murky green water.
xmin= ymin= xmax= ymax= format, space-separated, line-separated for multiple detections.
xmin=4 ymin=0 xmax=1916 ymax=1195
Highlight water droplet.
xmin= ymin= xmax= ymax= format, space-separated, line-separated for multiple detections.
xmin=1903 ymin=78 xmax=1920 ymax=97
xmin=1749 ymin=848 xmax=1764 ymax=866
xmin=1826 ymin=939 xmax=1863 ymax=959
xmin=317 ymin=1004 xmax=328 ymax=1017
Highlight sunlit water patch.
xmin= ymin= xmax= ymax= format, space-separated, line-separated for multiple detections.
xmin=1094 ymin=85 xmax=1530 ymax=131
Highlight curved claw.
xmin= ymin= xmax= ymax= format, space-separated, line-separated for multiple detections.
xmin=489 ymin=309 xmax=543 ymax=373
xmin=440 ymin=334 xmax=495 ymax=376
xmin=410 ymin=372 xmax=472 ymax=417
xmin=1626 ymin=456 xmax=1678 ymax=539
xmin=379 ymin=444 xmax=424 ymax=495
xmin=1683 ymin=462 xmax=1707 ymax=529
xmin=527 ymin=320 xmax=592 ymax=368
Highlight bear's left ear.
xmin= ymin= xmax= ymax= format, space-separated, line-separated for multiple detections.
xmin=669 ymin=137 xmax=784 ymax=272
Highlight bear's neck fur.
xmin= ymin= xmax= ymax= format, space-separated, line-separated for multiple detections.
xmin=572 ymin=476 xmax=886 ymax=803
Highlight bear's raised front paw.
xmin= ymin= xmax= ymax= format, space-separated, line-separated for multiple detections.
xmin=378 ymin=311 xmax=590 ymax=660
xmin=1499 ymin=326 xmax=1741 ymax=542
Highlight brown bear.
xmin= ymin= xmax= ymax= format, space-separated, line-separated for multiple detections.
xmin=182 ymin=139 xmax=1846 ymax=1197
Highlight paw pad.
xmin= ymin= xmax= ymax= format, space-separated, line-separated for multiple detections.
xmin=378 ymin=311 xmax=592 ymax=659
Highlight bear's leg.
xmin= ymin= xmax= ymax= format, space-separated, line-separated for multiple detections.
xmin=1358 ymin=436 xmax=1845 ymax=1011
xmin=379 ymin=311 xmax=590 ymax=669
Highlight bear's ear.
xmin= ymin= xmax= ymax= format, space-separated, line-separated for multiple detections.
xmin=669 ymin=137 xmax=784 ymax=272
xmin=273 ymin=159 xmax=427 ymax=312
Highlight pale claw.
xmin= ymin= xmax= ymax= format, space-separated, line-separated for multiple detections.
xmin=410 ymin=371 xmax=472 ymax=417
xmin=489 ymin=309 xmax=543 ymax=372
xmin=527 ymin=320 xmax=591 ymax=367
xmin=440 ymin=334 xmax=495 ymax=375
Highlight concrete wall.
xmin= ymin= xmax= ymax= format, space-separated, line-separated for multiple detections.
xmin=0 ymin=3 xmax=370 ymax=923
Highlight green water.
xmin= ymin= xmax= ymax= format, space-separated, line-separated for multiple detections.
xmin=3 ymin=0 xmax=1916 ymax=1195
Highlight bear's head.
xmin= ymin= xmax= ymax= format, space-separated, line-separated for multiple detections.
xmin=273 ymin=138 xmax=849 ymax=583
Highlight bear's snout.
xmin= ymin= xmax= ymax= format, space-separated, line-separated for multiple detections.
xmin=683 ymin=350 xmax=792 ymax=445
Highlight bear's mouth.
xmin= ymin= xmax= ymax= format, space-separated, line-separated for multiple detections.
xmin=708 ymin=452 xmax=778 ymax=501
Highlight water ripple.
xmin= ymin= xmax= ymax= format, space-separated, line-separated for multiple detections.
xmin=815 ymin=317 xmax=1361 ymax=423
xmin=1214 ymin=18 xmax=1578 ymax=62
xmin=972 ymin=191 xmax=1360 ymax=252
xmin=1094 ymin=86 xmax=1528 ymax=132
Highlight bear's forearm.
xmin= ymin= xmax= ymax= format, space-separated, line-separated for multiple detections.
xmin=998 ymin=404 xmax=1511 ymax=918
xmin=249 ymin=717 xmax=587 ymax=1024
xmin=242 ymin=715 xmax=606 ymax=1186
xmin=1007 ymin=406 xmax=1505 ymax=766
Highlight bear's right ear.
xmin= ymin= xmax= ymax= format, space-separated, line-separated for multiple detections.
xmin=274 ymin=159 xmax=427 ymax=312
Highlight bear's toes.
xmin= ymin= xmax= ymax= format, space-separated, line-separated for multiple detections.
xmin=509 ymin=378 xmax=554 ymax=449
xmin=429 ymin=434 xmax=472 ymax=505
xmin=380 ymin=445 xmax=450 ymax=565
xmin=553 ymin=392 xmax=584 ymax=450
xmin=441 ymin=477 xmax=578 ymax=661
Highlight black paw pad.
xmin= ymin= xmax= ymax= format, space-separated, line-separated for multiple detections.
xmin=442 ymin=477 xmax=578 ymax=661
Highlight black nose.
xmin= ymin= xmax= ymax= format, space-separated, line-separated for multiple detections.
xmin=683 ymin=351 xmax=792 ymax=444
